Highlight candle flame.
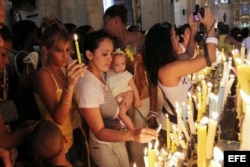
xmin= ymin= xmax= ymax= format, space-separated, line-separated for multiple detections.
xmin=197 ymin=86 xmax=201 ymax=93
xmin=148 ymin=142 xmax=152 ymax=149
xmin=207 ymin=82 xmax=212 ymax=88
xmin=165 ymin=114 xmax=169 ymax=119
xmin=133 ymin=162 xmax=137 ymax=167
xmin=200 ymin=116 xmax=209 ymax=125
xmin=211 ymin=112 xmax=218 ymax=120
xmin=214 ymin=146 xmax=223 ymax=162
xmin=73 ymin=33 xmax=78 ymax=41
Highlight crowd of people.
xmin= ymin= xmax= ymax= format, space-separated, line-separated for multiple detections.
xmin=0 ymin=1 xmax=249 ymax=167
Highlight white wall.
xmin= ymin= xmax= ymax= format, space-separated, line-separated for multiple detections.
xmin=174 ymin=0 xmax=188 ymax=27
xmin=4 ymin=0 xmax=104 ymax=30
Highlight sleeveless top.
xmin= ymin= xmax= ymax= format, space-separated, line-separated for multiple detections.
xmin=74 ymin=70 xmax=122 ymax=144
xmin=157 ymin=76 xmax=192 ymax=128
xmin=34 ymin=67 xmax=73 ymax=152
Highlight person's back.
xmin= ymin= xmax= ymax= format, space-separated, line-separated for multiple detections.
xmin=218 ymin=24 xmax=240 ymax=55
xmin=31 ymin=120 xmax=72 ymax=167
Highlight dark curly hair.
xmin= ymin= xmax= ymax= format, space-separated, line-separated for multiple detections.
xmin=144 ymin=22 xmax=177 ymax=86
xmin=103 ymin=3 xmax=128 ymax=25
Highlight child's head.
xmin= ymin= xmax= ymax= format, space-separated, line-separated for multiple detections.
xmin=31 ymin=120 xmax=64 ymax=159
xmin=111 ymin=48 xmax=127 ymax=74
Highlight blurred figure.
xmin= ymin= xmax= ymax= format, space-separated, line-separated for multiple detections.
xmin=0 ymin=147 xmax=12 ymax=167
xmin=31 ymin=120 xmax=72 ymax=167
xmin=218 ymin=24 xmax=241 ymax=56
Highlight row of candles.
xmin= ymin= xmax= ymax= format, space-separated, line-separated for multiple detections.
xmin=232 ymin=45 xmax=250 ymax=150
xmin=142 ymin=48 xmax=238 ymax=167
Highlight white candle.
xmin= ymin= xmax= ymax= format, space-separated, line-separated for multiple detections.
xmin=216 ymin=83 xmax=225 ymax=121
xmin=209 ymin=93 xmax=217 ymax=118
xmin=178 ymin=113 xmax=190 ymax=141
xmin=206 ymin=112 xmax=218 ymax=159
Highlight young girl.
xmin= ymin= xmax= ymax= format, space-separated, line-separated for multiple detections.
xmin=144 ymin=7 xmax=217 ymax=141
xmin=106 ymin=48 xmax=142 ymax=130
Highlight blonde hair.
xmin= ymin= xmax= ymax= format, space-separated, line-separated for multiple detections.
xmin=113 ymin=48 xmax=125 ymax=55
xmin=112 ymin=48 xmax=127 ymax=61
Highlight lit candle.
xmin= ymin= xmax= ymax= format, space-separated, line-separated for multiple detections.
xmin=147 ymin=142 xmax=157 ymax=167
xmin=197 ymin=117 xmax=208 ymax=167
xmin=165 ymin=114 xmax=171 ymax=149
xmin=73 ymin=33 xmax=82 ymax=64
xmin=208 ymin=146 xmax=223 ymax=167
xmin=206 ymin=112 xmax=218 ymax=159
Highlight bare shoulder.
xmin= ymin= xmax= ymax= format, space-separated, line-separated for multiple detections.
xmin=33 ymin=68 xmax=53 ymax=90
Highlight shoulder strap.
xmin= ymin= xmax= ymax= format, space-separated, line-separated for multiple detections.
xmin=42 ymin=67 xmax=59 ymax=90
xmin=159 ymin=86 xmax=177 ymax=123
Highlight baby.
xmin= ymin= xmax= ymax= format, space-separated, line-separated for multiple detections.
xmin=106 ymin=48 xmax=142 ymax=130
